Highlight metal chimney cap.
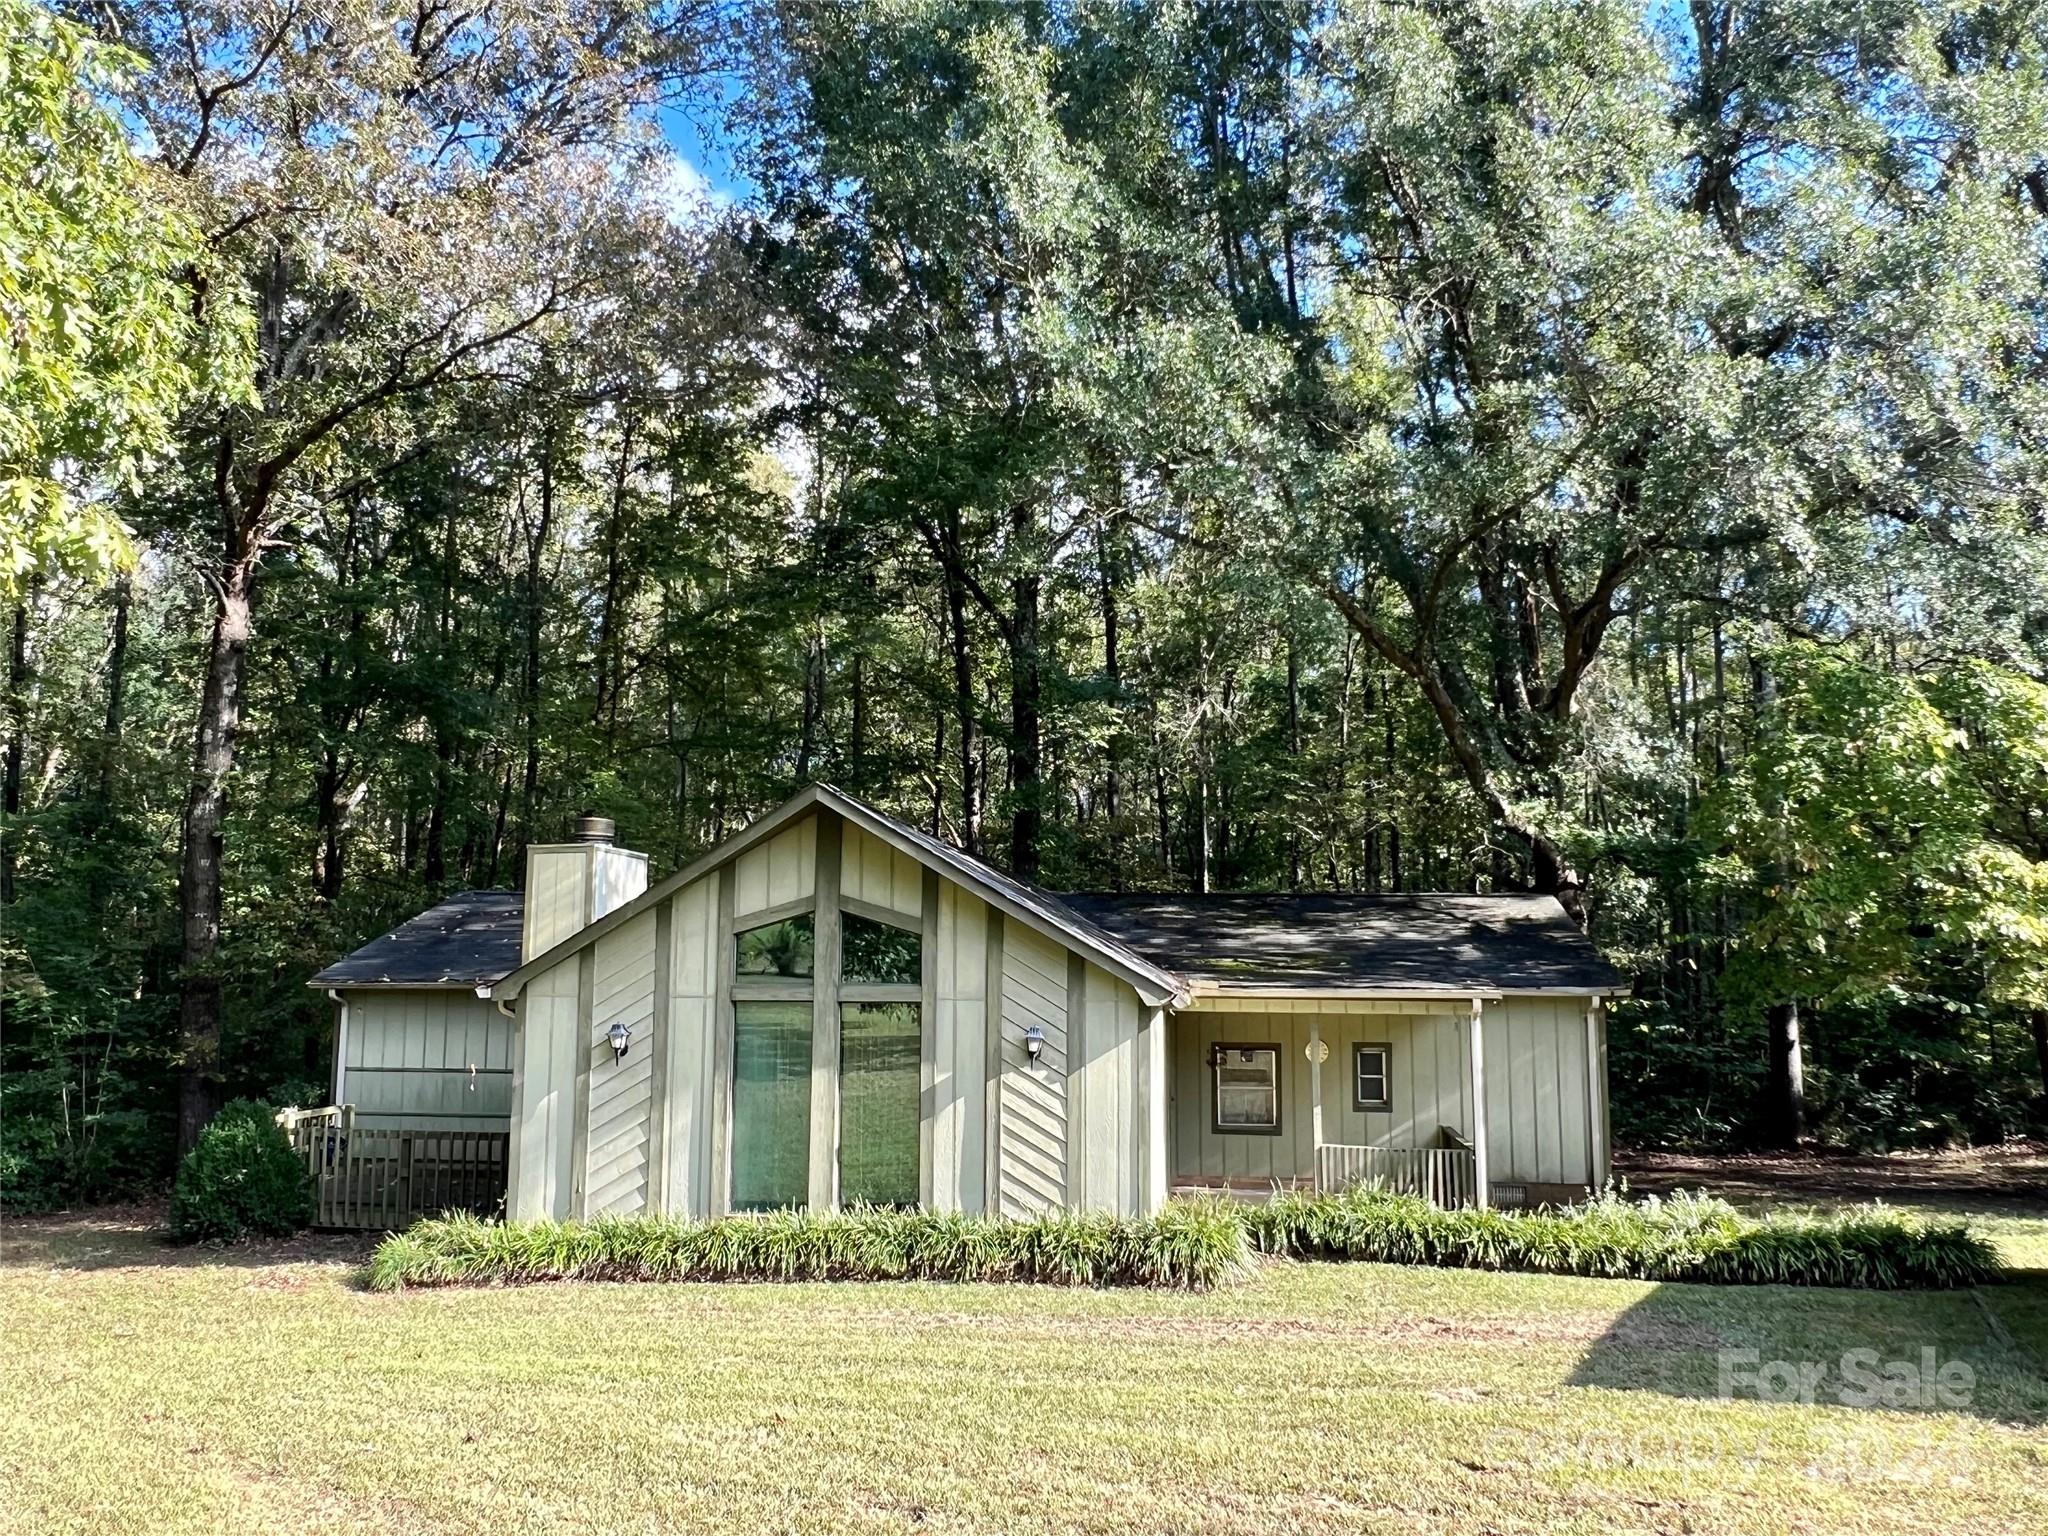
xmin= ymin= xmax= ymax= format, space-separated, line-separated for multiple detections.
xmin=573 ymin=813 xmax=616 ymax=845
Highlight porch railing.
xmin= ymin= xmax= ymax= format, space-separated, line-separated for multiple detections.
xmin=1314 ymin=1138 xmax=1478 ymax=1209
xmin=277 ymin=1105 xmax=508 ymax=1231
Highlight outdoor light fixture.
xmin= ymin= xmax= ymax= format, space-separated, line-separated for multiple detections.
xmin=607 ymin=1020 xmax=632 ymax=1062
xmin=1023 ymin=1025 xmax=1045 ymax=1064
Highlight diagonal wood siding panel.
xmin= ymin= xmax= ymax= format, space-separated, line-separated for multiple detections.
xmin=583 ymin=908 xmax=659 ymax=1215
xmin=997 ymin=925 xmax=1068 ymax=1216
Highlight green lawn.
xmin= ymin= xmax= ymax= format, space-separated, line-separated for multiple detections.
xmin=3 ymin=1211 xmax=2046 ymax=1536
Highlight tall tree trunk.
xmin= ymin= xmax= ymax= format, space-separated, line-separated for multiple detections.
xmin=519 ymin=434 xmax=554 ymax=859
xmin=425 ymin=497 xmax=459 ymax=889
xmin=1 ymin=596 xmax=29 ymax=906
xmin=1151 ymin=716 xmax=1172 ymax=882
xmin=849 ymin=648 xmax=867 ymax=784
xmin=1752 ymin=654 xmax=1805 ymax=1146
xmin=1009 ymin=569 xmax=1042 ymax=878
xmin=1765 ymin=999 xmax=1806 ymax=1146
xmin=945 ymin=568 xmax=979 ymax=854
xmin=1286 ymin=637 xmax=1302 ymax=890
xmin=591 ymin=417 xmax=635 ymax=740
xmin=2032 ymin=1011 xmax=2048 ymax=1123
xmin=101 ymin=574 xmax=130 ymax=804
xmin=177 ymin=545 xmax=260 ymax=1153
xmin=1098 ymin=510 xmax=1123 ymax=872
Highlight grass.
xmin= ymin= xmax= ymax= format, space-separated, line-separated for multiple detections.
xmin=3 ymin=1209 xmax=2047 ymax=1535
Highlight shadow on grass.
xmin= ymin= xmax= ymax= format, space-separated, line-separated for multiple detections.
xmin=0 ymin=1208 xmax=382 ymax=1274
xmin=1565 ymin=1268 xmax=2048 ymax=1427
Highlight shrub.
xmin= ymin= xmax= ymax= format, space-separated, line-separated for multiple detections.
xmin=1245 ymin=1186 xmax=2002 ymax=1290
xmin=167 ymin=1100 xmax=314 ymax=1243
xmin=369 ymin=1198 xmax=1255 ymax=1292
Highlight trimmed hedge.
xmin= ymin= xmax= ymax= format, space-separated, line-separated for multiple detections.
xmin=168 ymin=1099 xmax=314 ymax=1243
xmin=368 ymin=1199 xmax=1255 ymax=1292
xmin=1246 ymin=1187 xmax=2003 ymax=1290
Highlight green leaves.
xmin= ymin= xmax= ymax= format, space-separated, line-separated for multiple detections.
xmin=1249 ymin=1185 xmax=2002 ymax=1289
xmin=1705 ymin=647 xmax=2048 ymax=1016
xmin=367 ymin=1199 xmax=1258 ymax=1291
xmin=0 ymin=0 xmax=204 ymax=596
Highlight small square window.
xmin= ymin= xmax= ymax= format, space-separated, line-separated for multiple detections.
xmin=1353 ymin=1043 xmax=1391 ymax=1112
xmin=1211 ymin=1044 xmax=1280 ymax=1135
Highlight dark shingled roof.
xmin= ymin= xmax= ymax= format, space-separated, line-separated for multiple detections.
xmin=311 ymin=890 xmax=524 ymax=989
xmin=1056 ymin=892 xmax=1626 ymax=995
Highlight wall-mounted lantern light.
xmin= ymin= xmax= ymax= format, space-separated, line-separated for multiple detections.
xmin=1023 ymin=1025 xmax=1045 ymax=1065
xmin=607 ymin=1020 xmax=632 ymax=1062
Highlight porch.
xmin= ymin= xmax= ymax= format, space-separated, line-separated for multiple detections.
xmin=1166 ymin=1000 xmax=1487 ymax=1206
xmin=277 ymin=1105 xmax=508 ymax=1231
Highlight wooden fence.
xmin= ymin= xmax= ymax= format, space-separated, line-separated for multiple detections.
xmin=1313 ymin=1140 xmax=1479 ymax=1208
xmin=277 ymin=1105 xmax=509 ymax=1231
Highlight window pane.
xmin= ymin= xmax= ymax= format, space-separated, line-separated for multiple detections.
xmin=1213 ymin=1046 xmax=1277 ymax=1129
xmin=839 ymin=1002 xmax=920 ymax=1207
xmin=736 ymin=914 xmax=814 ymax=978
xmin=1355 ymin=1046 xmax=1389 ymax=1107
xmin=842 ymin=913 xmax=921 ymax=986
xmin=732 ymin=1000 xmax=812 ymax=1210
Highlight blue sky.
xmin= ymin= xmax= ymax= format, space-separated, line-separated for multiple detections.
xmin=659 ymin=82 xmax=751 ymax=207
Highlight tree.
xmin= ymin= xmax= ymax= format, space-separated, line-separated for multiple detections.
xmin=103 ymin=0 xmax=719 ymax=1150
xmin=0 ymin=0 xmax=215 ymax=595
xmin=1706 ymin=648 xmax=2048 ymax=1140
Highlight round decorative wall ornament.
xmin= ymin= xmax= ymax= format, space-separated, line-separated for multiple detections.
xmin=1305 ymin=1039 xmax=1330 ymax=1064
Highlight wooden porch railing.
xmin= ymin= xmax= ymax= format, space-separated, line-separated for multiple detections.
xmin=1314 ymin=1138 xmax=1478 ymax=1209
xmin=277 ymin=1105 xmax=508 ymax=1231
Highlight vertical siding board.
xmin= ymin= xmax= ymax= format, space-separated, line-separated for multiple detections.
xmin=708 ymin=864 xmax=736 ymax=1215
xmin=646 ymin=897 xmax=673 ymax=1212
xmin=809 ymin=810 xmax=843 ymax=1212
xmin=1558 ymin=997 xmax=1589 ymax=1187
xmin=982 ymin=910 xmax=1004 ymax=1214
xmin=919 ymin=867 xmax=940 ymax=1209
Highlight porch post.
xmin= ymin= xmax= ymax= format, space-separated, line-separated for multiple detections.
xmin=1586 ymin=998 xmax=1610 ymax=1190
xmin=330 ymin=991 xmax=349 ymax=1105
xmin=1138 ymin=1005 xmax=1168 ymax=1214
xmin=1467 ymin=996 xmax=1490 ymax=1208
xmin=1308 ymin=1016 xmax=1325 ymax=1191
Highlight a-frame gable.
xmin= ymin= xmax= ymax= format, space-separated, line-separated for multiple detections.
xmin=488 ymin=785 xmax=1187 ymax=1008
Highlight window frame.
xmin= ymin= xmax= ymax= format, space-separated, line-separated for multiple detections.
xmin=1209 ymin=1040 xmax=1282 ymax=1137
xmin=731 ymin=905 xmax=818 ymax=992
xmin=1352 ymin=1042 xmax=1392 ymax=1112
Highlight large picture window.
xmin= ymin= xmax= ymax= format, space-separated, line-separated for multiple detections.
xmin=730 ymin=999 xmax=812 ymax=1211
xmin=1211 ymin=1043 xmax=1280 ymax=1135
xmin=1353 ymin=1043 xmax=1392 ymax=1112
xmin=838 ymin=1001 xmax=920 ymax=1207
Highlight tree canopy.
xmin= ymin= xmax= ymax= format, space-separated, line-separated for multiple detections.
xmin=4 ymin=0 xmax=2048 ymax=1204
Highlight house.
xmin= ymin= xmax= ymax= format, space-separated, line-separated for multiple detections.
xmin=308 ymin=783 xmax=1626 ymax=1227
